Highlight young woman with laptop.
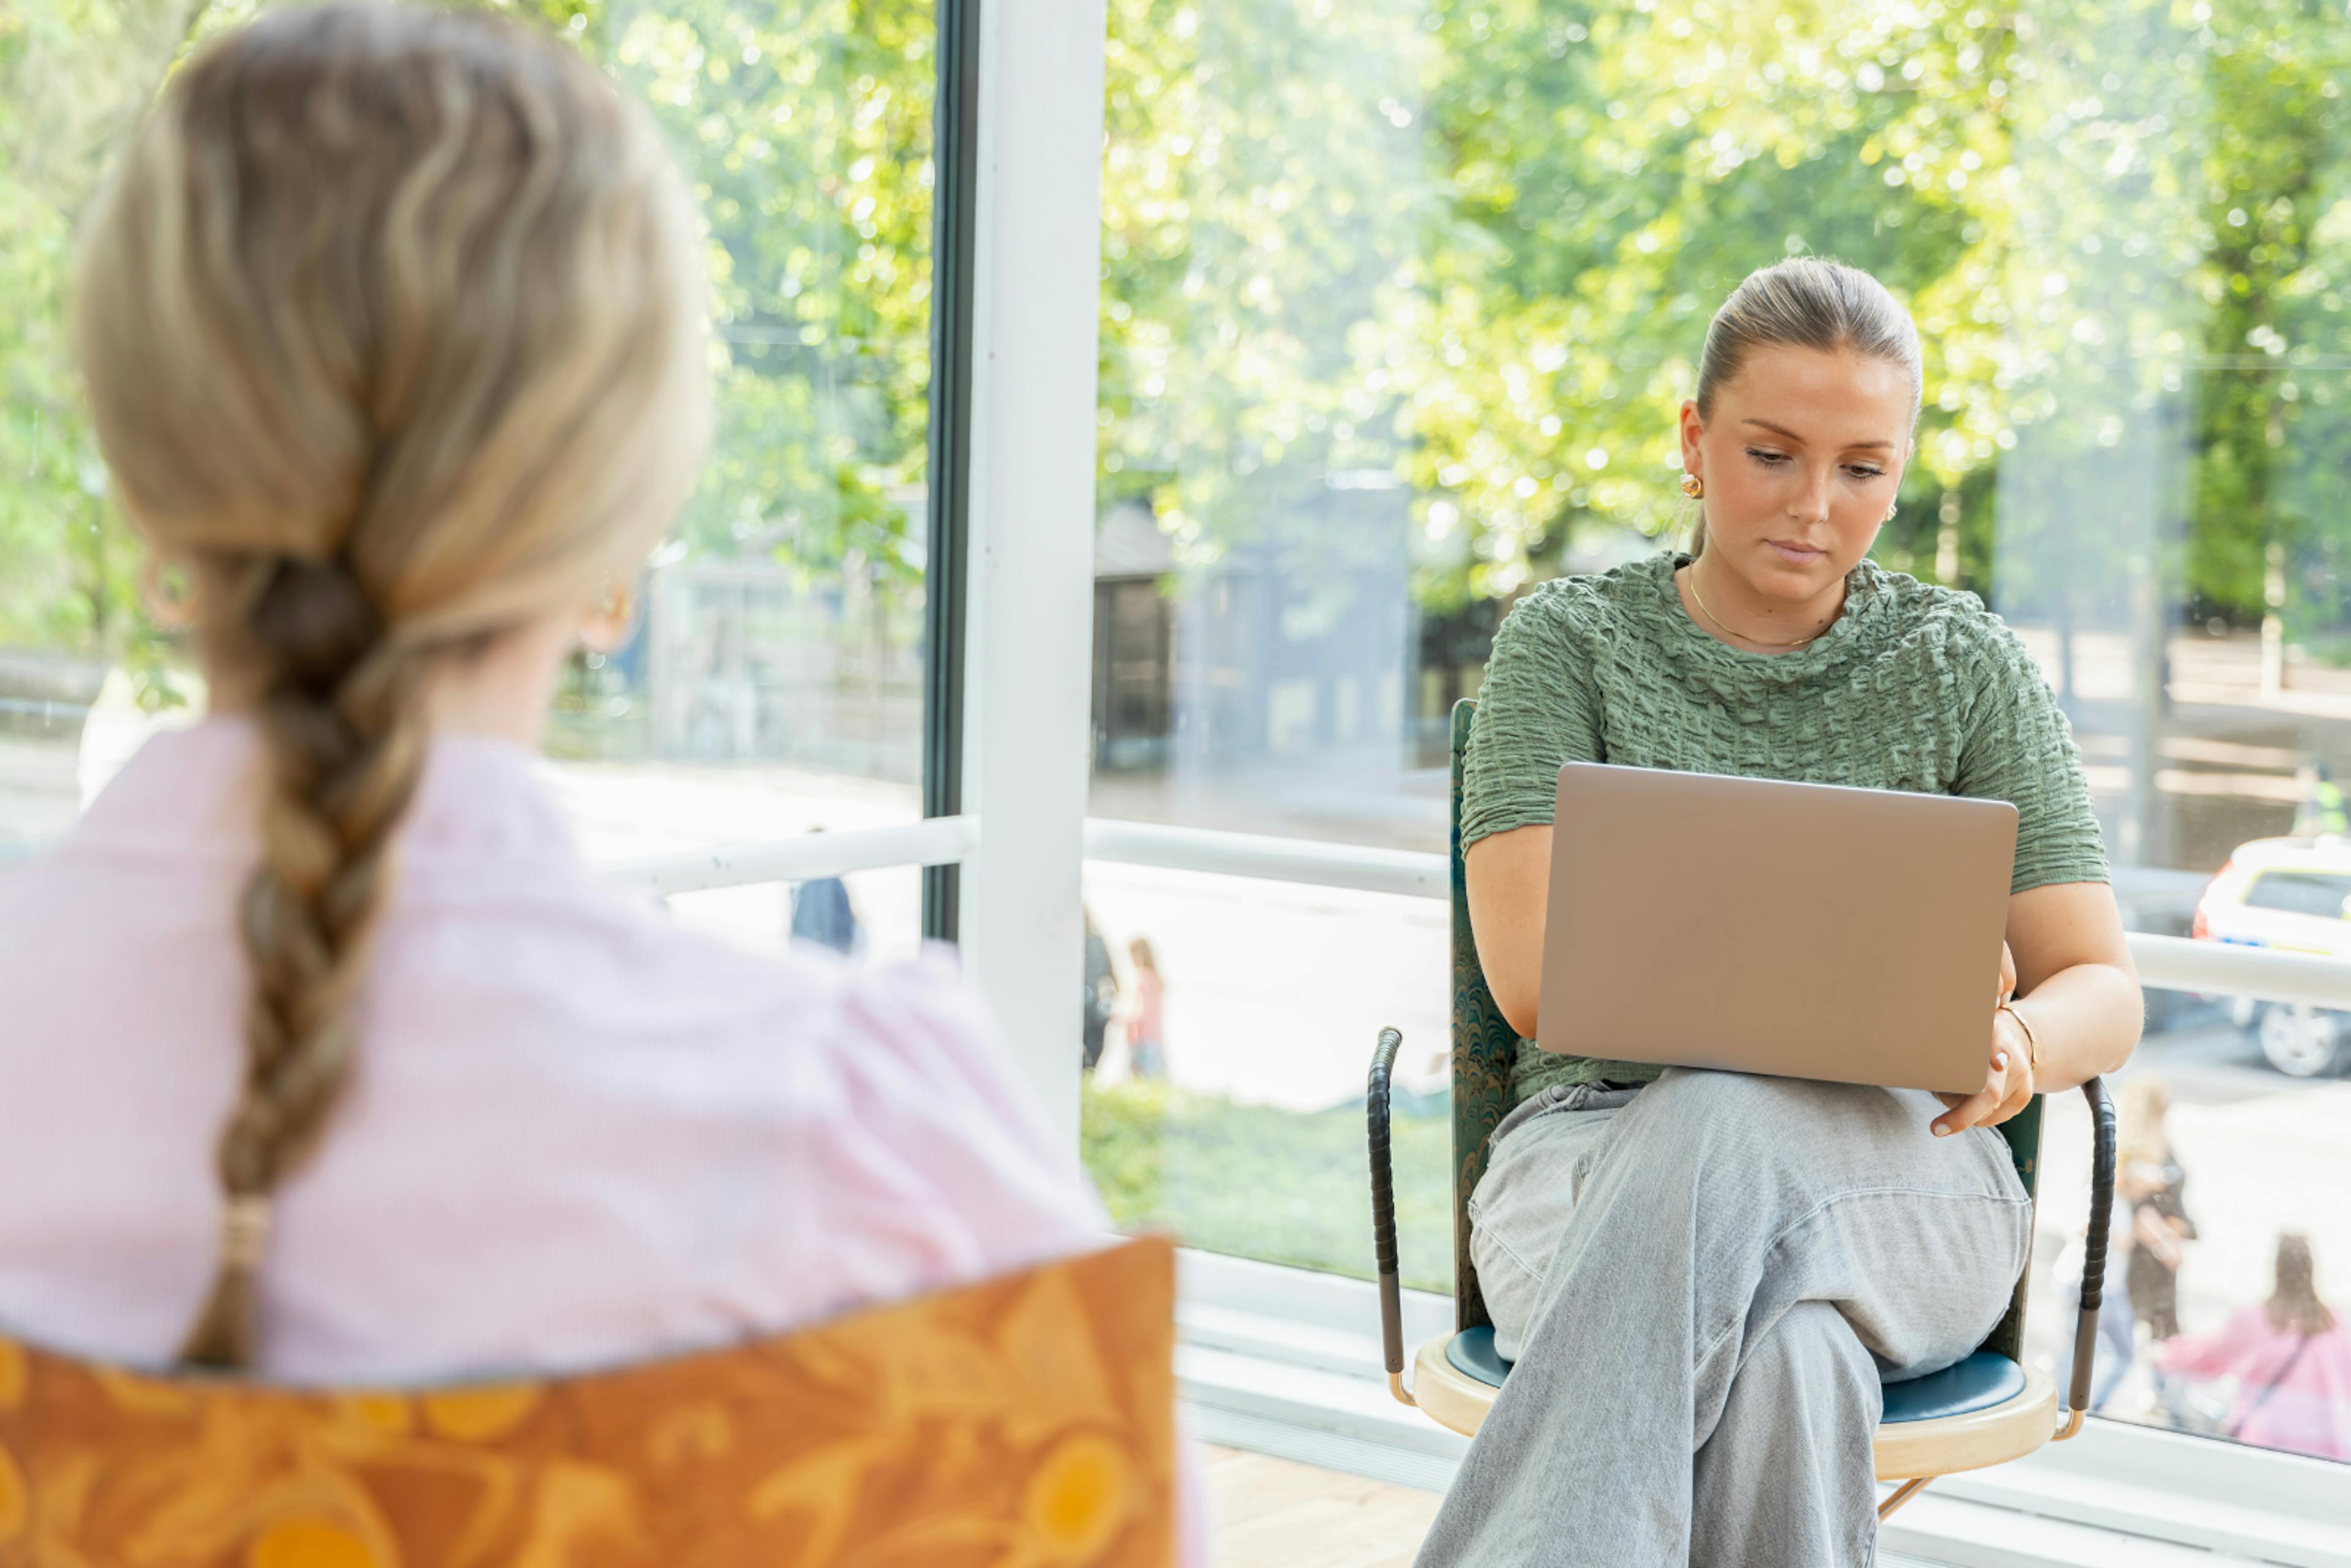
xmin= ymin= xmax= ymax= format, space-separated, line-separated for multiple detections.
xmin=1414 ymin=258 xmax=2144 ymax=1566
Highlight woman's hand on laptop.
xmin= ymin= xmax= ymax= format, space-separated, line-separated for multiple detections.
xmin=1931 ymin=966 xmax=2036 ymax=1135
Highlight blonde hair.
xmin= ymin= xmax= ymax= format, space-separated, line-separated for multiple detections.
xmin=73 ymin=2 xmax=710 ymax=1367
xmin=1685 ymin=258 xmax=1922 ymax=558
xmin=2115 ymin=1073 xmax=2174 ymax=1171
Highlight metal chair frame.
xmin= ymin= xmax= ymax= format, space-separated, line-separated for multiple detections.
xmin=1366 ymin=700 xmax=2118 ymax=1521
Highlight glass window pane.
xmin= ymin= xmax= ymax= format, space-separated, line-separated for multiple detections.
xmin=0 ymin=0 xmax=936 ymax=951
xmin=1084 ymin=0 xmax=2351 ymax=1468
xmin=1082 ymin=864 xmax=1452 ymax=1281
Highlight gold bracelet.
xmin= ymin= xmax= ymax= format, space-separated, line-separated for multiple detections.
xmin=1998 ymin=1000 xmax=2040 ymax=1073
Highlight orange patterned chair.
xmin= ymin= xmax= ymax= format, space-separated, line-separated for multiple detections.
xmin=0 ymin=1236 xmax=1177 ymax=1567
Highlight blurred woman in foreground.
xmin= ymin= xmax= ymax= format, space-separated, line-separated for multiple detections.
xmin=0 ymin=3 xmax=1106 ymax=1393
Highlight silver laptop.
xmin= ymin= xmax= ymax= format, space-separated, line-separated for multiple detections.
xmin=1536 ymin=762 xmax=2017 ymax=1096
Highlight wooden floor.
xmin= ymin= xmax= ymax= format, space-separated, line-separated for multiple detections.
xmin=1204 ymin=1445 xmax=1444 ymax=1568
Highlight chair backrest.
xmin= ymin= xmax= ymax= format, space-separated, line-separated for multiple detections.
xmin=1449 ymin=700 xmax=1518 ymax=1334
xmin=1446 ymin=700 xmax=2041 ymax=1357
xmin=0 ymin=1236 xmax=1177 ymax=1566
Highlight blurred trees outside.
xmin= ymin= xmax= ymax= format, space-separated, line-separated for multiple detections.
xmin=0 ymin=0 xmax=938 ymax=700
xmin=5 ymin=0 xmax=2351 ymax=678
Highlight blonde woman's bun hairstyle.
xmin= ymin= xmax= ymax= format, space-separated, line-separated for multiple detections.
xmin=72 ymin=0 xmax=711 ymax=1367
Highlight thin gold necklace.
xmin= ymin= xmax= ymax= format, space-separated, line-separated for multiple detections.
xmin=1682 ymin=563 xmax=1826 ymax=650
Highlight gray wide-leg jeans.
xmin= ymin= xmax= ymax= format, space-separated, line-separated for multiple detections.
xmin=1415 ymin=1068 xmax=2033 ymax=1568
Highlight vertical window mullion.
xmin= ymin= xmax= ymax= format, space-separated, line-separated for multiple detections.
xmin=920 ymin=0 xmax=982 ymax=944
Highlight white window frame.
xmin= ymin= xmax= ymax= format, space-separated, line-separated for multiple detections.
xmin=943 ymin=0 xmax=1109 ymax=1139
xmin=615 ymin=0 xmax=1109 ymax=1140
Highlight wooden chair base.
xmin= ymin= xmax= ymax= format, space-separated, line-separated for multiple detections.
xmin=1875 ymin=1362 xmax=2057 ymax=1480
xmin=1410 ymin=1332 xmax=1500 ymax=1438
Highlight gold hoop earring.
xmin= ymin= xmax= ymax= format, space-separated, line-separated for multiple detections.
xmin=1680 ymin=473 xmax=1704 ymax=499
xmin=580 ymin=582 xmax=637 ymax=654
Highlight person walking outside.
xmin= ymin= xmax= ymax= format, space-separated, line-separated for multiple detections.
xmin=786 ymin=827 xmax=863 ymax=956
xmin=2053 ymin=1217 xmax=2138 ymax=1414
xmin=1123 ymin=936 xmax=1168 ymax=1081
xmin=2118 ymin=1075 xmax=2195 ymax=1349
xmin=2291 ymin=761 xmax=2348 ymax=838
xmin=1082 ymin=910 xmax=1120 ymax=1075
xmin=2156 ymin=1233 xmax=2351 ymax=1462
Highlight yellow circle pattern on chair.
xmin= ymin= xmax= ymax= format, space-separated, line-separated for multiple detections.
xmin=1024 ymin=1432 xmax=1133 ymax=1559
xmin=246 ymin=1519 xmax=379 ymax=1568
xmin=421 ymin=1385 xmax=544 ymax=1442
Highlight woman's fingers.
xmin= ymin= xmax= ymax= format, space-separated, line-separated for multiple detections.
xmin=1987 ymin=1048 xmax=2036 ymax=1127
xmin=1933 ymin=1086 xmax=1998 ymax=1135
xmin=1987 ymin=1075 xmax=2034 ymax=1128
xmin=1935 ymin=1051 xmax=2029 ymax=1135
xmin=1951 ymin=969 xmax=2024 ymax=1136
xmin=1933 ymin=1059 xmax=2003 ymax=1135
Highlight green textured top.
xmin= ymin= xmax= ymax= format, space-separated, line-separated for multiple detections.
xmin=1463 ymin=550 xmax=2110 ymax=1105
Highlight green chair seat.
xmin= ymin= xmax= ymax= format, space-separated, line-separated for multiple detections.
xmin=1444 ymin=1327 xmax=2028 ymax=1426
xmin=1880 ymin=1352 xmax=2030 ymax=1424
xmin=1444 ymin=1325 xmax=1510 ymax=1387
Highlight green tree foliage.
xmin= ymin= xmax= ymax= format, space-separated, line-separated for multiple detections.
xmin=1098 ymin=0 xmax=2351 ymax=626
xmin=2181 ymin=0 xmax=2351 ymax=626
xmin=589 ymin=0 xmax=935 ymax=580
xmin=5 ymin=0 xmax=2350 ymax=676
xmin=1400 ymin=0 xmax=2018 ymax=601
xmin=0 ymin=0 xmax=192 ymax=681
xmin=0 ymin=0 xmax=932 ymax=680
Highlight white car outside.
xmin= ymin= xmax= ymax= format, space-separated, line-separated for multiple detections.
xmin=2192 ymin=836 xmax=2351 ymax=1078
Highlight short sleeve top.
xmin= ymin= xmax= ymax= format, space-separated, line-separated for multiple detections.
xmin=1462 ymin=550 xmax=2109 ymax=1100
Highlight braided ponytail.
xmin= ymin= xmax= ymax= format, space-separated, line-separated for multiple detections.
xmin=75 ymin=4 xmax=710 ymax=1368
xmin=180 ymin=559 xmax=432 ymax=1366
